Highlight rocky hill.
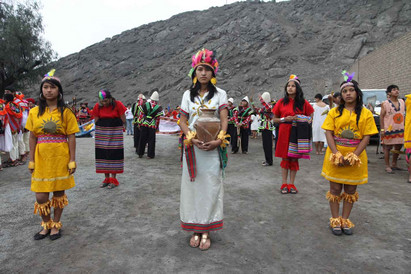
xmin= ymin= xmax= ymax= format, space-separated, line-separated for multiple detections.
xmin=30 ymin=0 xmax=411 ymax=106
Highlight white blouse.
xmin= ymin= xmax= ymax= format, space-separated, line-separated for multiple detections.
xmin=179 ymin=87 xmax=228 ymax=131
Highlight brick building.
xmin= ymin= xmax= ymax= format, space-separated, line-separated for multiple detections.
xmin=349 ymin=31 xmax=411 ymax=92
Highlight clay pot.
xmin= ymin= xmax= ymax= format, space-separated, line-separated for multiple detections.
xmin=194 ymin=108 xmax=221 ymax=142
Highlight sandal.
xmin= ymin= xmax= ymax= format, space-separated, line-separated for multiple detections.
xmin=288 ymin=184 xmax=298 ymax=194
xmin=107 ymin=178 xmax=119 ymax=189
xmin=199 ymin=233 xmax=211 ymax=251
xmin=100 ymin=178 xmax=111 ymax=188
xmin=189 ymin=233 xmax=200 ymax=248
xmin=341 ymin=218 xmax=355 ymax=235
xmin=280 ymin=183 xmax=288 ymax=194
xmin=385 ymin=167 xmax=394 ymax=174
xmin=329 ymin=217 xmax=342 ymax=236
xmin=391 ymin=166 xmax=405 ymax=171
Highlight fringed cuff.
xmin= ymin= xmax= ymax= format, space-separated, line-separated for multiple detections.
xmin=344 ymin=152 xmax=362 ymax=167
xmin=280 ymin=159 xmax=290 ymax=169
xmin=341 ymin=192 xmax=359 ymax=203
xmin=217 ymin=130 xmax=230 ymax=148
xmin=50 ymin=194 xmax=69 ymax=209
xmin=34 ymin=200 xmax=51 ymax=216
xmin=184 ymin=131 xmax=197 ymax=146
xmin=51 ymin=221 xmax=62 ymax=229
xmin=41 ymin=219 xmax=53 ymax=230
xmin=341 ymin=218 xmax=355 ymax=228
xmin=326 ymin=191 xmax=342 ymax=203
xmin=329 ymin=151 xmax=343 ymax=166
xmin=329 ymin=217 xmax=341 ymax=228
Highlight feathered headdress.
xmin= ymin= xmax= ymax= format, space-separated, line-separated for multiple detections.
xmin=340 ymin=70 xmax=355 ymax=91
xmin=42 ymin=69 xmax=61 ymax=83
xmin=188 ymin=48 xmax=219 ymax=78
xmin=287 ymin=74 xmax=300 ymax=84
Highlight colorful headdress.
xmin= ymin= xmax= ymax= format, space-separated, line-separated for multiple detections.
xmin=98 ymin=89 xmax=111 ymax=100
xmin=287 ymin=74 xmax=300 ymax=84
xmin=340 ymin=70 xmax=355 ymax=91
xmin=42 ymin=69 xmax=61 ymax=83
xmin=188 ymin=48 xmax=219 ymax=78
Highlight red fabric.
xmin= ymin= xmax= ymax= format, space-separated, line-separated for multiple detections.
xmin=273 ymin=98 xmax=314 ymax=158
xmin=93 ymin=100 xmax=127 ymax=119
xmin=288 ymin=184 xmax=298 ymax=192
xmin=289 ymin=160 xmax=299 ymax=171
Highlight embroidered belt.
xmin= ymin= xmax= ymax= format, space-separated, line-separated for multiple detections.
xmin=334 ymin=136 xmax=360 ymax=147
xmin=37 ymin=134 xmax=67 ymax=144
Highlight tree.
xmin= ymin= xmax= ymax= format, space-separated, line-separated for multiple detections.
xmin=0 ymin=1 xmax=56 ymax=97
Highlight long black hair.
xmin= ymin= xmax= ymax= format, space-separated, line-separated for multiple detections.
xmin=282 ymin=80 xmax=305 ymax=112
xmin=38 ymin=78 xmax=67 ymax=118
xmin=337 ymin=80 xmax=363 ymax=125
xmin=189 ymin=66 xmax=218 ymax=102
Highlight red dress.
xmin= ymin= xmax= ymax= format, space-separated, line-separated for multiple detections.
xmin=273 ymin=98 xmax=314 ymax=158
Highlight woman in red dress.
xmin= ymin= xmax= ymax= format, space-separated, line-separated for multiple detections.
xmin=272 ymin=75 xmax=314 ymax=194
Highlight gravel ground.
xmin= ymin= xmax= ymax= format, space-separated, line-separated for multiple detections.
xmin=0 ymin=135 xmax=410 ymax=273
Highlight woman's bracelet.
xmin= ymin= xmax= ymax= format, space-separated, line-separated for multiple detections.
xmin=28 ymin=161 xmax=35 ymax=169
xmin=217 ymin=130 xmax=230 ymax=148
xmin=183 ymin=131 xmax=197 ymax=146
xmin=68 ymin=161 xmax=76 ymax=169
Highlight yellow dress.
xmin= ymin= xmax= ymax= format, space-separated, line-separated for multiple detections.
xmin=321 ymin=107 xmax=378 ymax=185
xmin=25 ymin=107 xmax=79 ymax=192
xmin=404 ymin=94 xmax=411 ymax=149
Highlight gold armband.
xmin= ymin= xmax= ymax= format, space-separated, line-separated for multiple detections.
xmin=68 ymin=161 xmax=76 ymax=169
xmin=217 ymin=130 xmax=230 ymax=148
xmin=329 ymin=151 xmax=343 ymax=166
xmin=183 ymin=131 xmax=197 ymax=146
xmin=344 ymin=152 xmax=362 ymax=167
xmin=28 ymin=161 xmax=35 ymax=169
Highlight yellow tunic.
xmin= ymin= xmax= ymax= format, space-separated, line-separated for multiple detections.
xmin=25 ymin=107 xmax=79 ymax=192
xmin=321 ymin=107 xmax=378 ymax=185
xmin=404 ymin=94 xmax=411 ymax=149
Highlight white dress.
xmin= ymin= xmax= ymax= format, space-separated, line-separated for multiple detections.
xmin=312 ymin=104 xmax=329 ymax=143
xmin=250 ymin=114 xmax=260 ymax=131
xmin=179 ymin=87 xmax=227 ymax=233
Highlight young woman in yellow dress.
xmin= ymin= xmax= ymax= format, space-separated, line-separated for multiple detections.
xmin=321 ymin=75 xmax=378 ymax=236
xmin=25 ymin=70 xmax=79 ymax=240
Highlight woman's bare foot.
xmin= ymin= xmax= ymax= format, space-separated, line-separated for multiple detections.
xmin=199 ymin=233 xmax=211 ymax=251
xmin=189 ymin=233 xmax=200 ymax=248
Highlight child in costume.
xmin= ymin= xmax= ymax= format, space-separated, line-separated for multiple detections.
xmin=25 ymin=69 xmax=79 ymax=240
xmin=321 ymin=73 xmax=378 ymax=235
xmin=178 ymin=48 xmax=229 ymax=251
xmin=272 ymin=75 xmax=314 ymax=194
xmin=259 ymin=92 xmax=275 ymax=166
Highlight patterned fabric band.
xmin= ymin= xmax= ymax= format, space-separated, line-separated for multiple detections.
xmin=37 ymin=134 xmax=67 ymax=144
xmin=340 ymin=82 xmax=354 ymax=91
xmin=334 ymin=136 xmax=361 ymax=147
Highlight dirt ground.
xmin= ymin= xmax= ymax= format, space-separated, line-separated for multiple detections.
xmin=0 ymin=135 xmax=410 ymax=273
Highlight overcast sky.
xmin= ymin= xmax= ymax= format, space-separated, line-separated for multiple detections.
xmin=39 ymin=0 xmax=284 ymax=58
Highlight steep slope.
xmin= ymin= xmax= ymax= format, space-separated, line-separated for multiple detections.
xmin=33 ymin=0 xmax=411 ymax=105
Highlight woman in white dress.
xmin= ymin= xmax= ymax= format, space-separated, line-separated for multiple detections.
xmin=178 ymin=49 xmax=229 ymax=251
xmin=250 ymin=112 xmax=260 ymax=138
xmin=312 ymin=93 xmax=330 ymax=154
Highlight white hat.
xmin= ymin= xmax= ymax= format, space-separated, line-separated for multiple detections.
xmin=228 ymin=98 xmax=234 ymax=103
xmin=242 ymin=96 xmax=249 ymax=104
xmin=150 ymin=91 xmax=159 ymax=101
xmin=142 ymin=95 xmax=146 ymax=100
xmin=261 ymin=92 xmax=271 ymax=104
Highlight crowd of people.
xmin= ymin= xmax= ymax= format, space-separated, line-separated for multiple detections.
xmin=0 ymin=48 xmax=409 ymax=251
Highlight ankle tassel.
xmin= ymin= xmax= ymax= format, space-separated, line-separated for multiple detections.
xmin=34 ymin=200 xmax=51 ymax=216
xmin=41 ymin=219 xmax=53 ymax=230
xmin=341 ymin=192 xmax=359 ymax=203
xmin=51 ymin=221 xmax=62 ymax=229
xmin=326 ymin=191 xmax=342 ymax=203
xmin=341 ymin=218 xmax=355 ymax=228
xmin=329 ymin=217 xmax=341 ymax=228
xmin=50 ymin=194 xmax=68 ymax=209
